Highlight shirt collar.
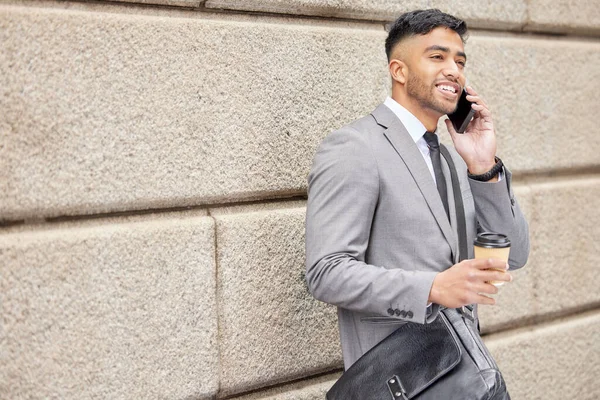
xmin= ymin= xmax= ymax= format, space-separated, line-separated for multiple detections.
xmin=383 ymin=96 xmax=429 ymax=144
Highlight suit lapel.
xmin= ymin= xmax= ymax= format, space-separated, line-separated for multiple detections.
xmin=371 ymin=104 xmax=459 ymax=258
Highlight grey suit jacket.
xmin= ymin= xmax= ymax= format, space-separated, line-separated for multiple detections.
xmin=305 ymin=104 xmax=530 ymax=370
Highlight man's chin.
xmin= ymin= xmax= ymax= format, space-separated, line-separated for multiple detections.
xmin=438 ymin=101 xmax=459 ymax=116
xmin=417 ymin=97 xmax=458 ymax=117
xmin=430 ymin=104 xmax=457 ymax=116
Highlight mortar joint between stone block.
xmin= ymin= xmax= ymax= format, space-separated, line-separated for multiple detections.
xmin=207 ymin=209 xmax=225 ymax=396
xmin=215 ymin=368 xmax=344 ymax=399
xmin=484 ymin=302 xmax=600 ymax=339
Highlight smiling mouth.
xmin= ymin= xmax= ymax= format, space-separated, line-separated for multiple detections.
xmin=437 ymin=84 xmax=457 ymax=94
xmin=435 ymin=83 xmax=460 ymax=99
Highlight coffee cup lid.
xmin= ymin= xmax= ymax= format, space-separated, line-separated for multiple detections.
xmin=474 ymin=232 xmax=511 ymax=248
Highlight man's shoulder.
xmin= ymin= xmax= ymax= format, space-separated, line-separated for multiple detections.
xmin=346 ymin=110 xmax=383 ymax=133
xmin=326 ymin=107 xmax=385 ymax=143
xmin=310 ymin=108 xmax=383 ymax=180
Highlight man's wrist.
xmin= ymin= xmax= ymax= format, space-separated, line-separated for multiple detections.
xmin=427 ymin=275 xmax=440 ymax=304
xmin=468 ymin=157 xmax=503 ymax=182
xmin=466 ymin=159 xmax=496 ymax=175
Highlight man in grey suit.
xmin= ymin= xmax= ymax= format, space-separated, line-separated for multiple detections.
xmin=305 ymin=9 xmax=530 ymax=371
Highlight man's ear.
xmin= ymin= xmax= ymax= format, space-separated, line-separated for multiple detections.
xmin=389 ymin=59 xmax=408 ymax=85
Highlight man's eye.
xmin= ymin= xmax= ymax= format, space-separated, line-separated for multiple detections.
xmin=457 ymin=61 xmax=466 ymax=67
xmin=431 ymin=54 xmax=443 ymax=59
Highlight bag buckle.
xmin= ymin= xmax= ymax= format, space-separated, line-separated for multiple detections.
xmin=460 ymin=305 xmax=476 ymax=322
xmin=387 ymin=376 xmax=409 ymax=400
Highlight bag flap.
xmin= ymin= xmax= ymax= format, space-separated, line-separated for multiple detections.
xmin=327 ymin=313 xmax=461 ymax=400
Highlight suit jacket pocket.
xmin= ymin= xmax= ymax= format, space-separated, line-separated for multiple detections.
xmin=360 ymin=316 xmax=408 ymax=325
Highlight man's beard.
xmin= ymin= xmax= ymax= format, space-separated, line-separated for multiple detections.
xmin=406 ymin=74 xmax=457 ymax=115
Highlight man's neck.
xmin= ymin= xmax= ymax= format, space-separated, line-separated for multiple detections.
xmin=391 ymin=94 xmax=440 ymax=132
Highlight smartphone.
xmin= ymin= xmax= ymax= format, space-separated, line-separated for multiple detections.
xmin=447 ymin=89 xmax=476 ymax=133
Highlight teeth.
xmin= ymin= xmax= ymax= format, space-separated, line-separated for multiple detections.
xmin=438 ymin=85 xmax=456 ymax=93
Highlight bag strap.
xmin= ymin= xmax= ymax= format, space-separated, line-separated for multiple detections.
xmin=439 ymin=145 xmax=479 ymax=325
xmin=439 ymin=144 xmax=468 ymax=262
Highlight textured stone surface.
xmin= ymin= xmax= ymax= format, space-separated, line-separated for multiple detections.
xmin=527 ymin=177 xmax=600 ymax=315
xmin=0 ymin=214 xmax=218 ymax=399
xmin=0 ymin=3 xmax=387 ymax=220
xmin=205 ymin=0 xmax=423 ymax=21
xmin=232 ymin=372 xmax=340 ymax=400
xmin=480 ymin=178 xmax=600 ymax=332
xmin=477 ymin=184 xmax=536 ymax=332
xmin=527 ymin=0 xmax=600 ymax=34
xmin=1 ymin=2 xmax=598 ymax=400
xmin=105 ymin=0 xmax=201 ymax=7
xmin=205 ymin=0 xmax=528 ymax=29
xmin=212 ymin=204 xmax=341 ymax=396
xmin=2 ymin=4 xmax=599 ymax=220
xmin=428 ymin=0 xmax=527 ymax=30
xmin=485 ymin=310 xmax=600 ymax=399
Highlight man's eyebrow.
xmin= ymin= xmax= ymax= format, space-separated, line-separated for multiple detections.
xmin=424 ymin=45 xmax=468 ymax=61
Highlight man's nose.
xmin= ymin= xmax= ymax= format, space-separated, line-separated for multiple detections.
xmin=443 ymin=64 xmax=462 ymax=81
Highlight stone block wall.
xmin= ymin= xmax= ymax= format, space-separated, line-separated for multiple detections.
xmin=1 ymin=0 xmax=598 ymax=398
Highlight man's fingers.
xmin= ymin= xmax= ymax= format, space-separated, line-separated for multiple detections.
xmin=474 ymin=282 xmax=500 ymax=295
xmin=472 ymin=104 xmax=492 ymax=121
xmin=470 ymin=258 xmax=509 ymax=270
xmin=466 ymin=95 xmax=488 ymax=110
xmin=473 ymin=293 xmax=496 ymax=306
xmin=465 ymin=86 xmax=478 ymax=96
xmin=467 ymin=98 xmax=489 ymax=111
xmin=464 ymin=86 xmax=491 ymax=115
xmin=465 ymin=86 xmax=483 ymax=101
xmin=488 ymin=270 xmax=512 ymax=282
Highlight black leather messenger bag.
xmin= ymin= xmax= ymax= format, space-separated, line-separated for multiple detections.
xmin=326 ymin=146 xmax=510 ymax=400
xmin=326 ymin=306 xmax=509 ymax=400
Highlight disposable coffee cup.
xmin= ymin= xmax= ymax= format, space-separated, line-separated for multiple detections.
xmin=473 ymin=232 xmax=511 ymax=286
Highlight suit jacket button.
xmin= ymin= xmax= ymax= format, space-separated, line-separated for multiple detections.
xmin=407 ymin=311 xmax=414 ymax=319
xmin=388 ymin=308 xmax=395 ymax=316
xmin=394 ymin=309 xmax=401 ymax=316
xmin=400 ymin=310 xmax=408 ymax=318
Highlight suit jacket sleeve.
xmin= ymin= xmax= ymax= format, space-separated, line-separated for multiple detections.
xmin=305 ymin=126 xmax=438 ymax=324
xmin=469 ymin=167 xmax=530 ymax=269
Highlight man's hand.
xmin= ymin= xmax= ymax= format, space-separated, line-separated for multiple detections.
xmin=445 ymin=86 xmax=497 ymax=177
xmin=428 ymin=258 xmax=512 ymax=308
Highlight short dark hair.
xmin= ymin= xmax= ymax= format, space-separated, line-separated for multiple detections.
xmin=385 ymin=9 xmax=468 ymax=61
